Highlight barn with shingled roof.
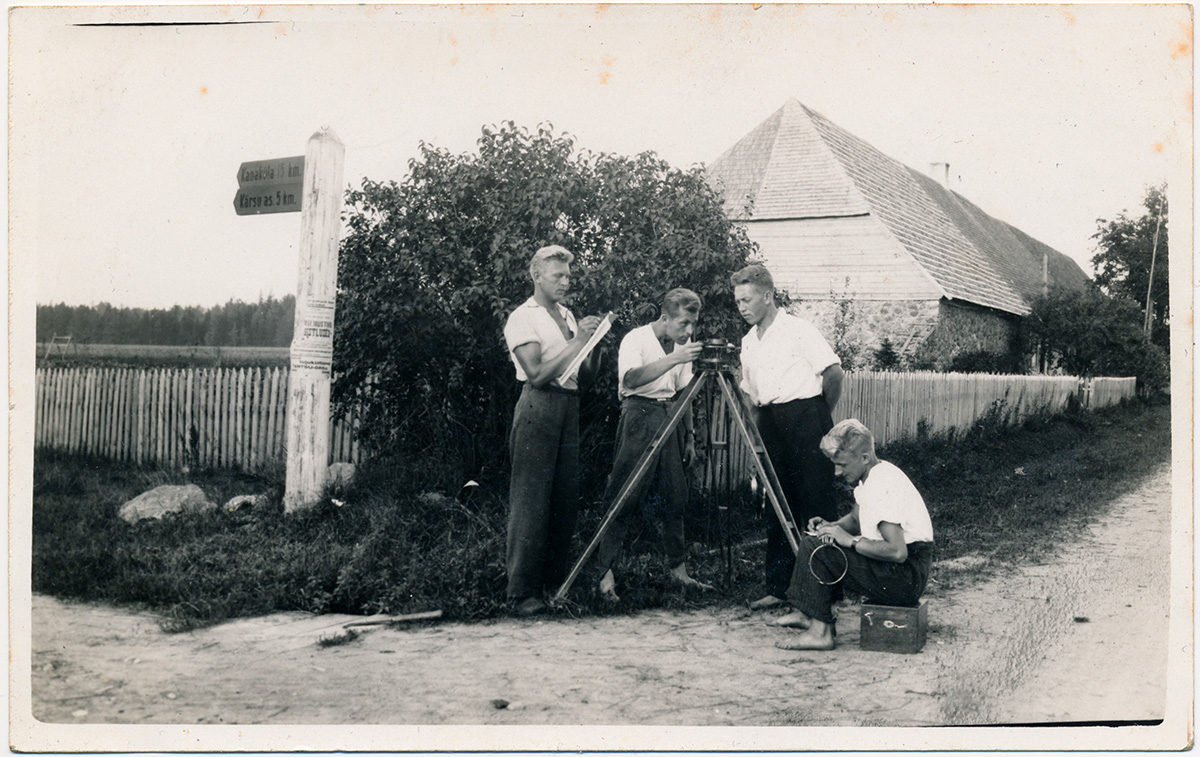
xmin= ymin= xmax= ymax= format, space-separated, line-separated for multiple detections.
xmin=706 ymin=98 xmax=1090 ymax=369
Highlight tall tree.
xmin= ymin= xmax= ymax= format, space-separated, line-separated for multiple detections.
xmin=1091 ymin=184 xmax=1169 ymax=350
xmin=334 ymin=121 xmax=758 ymax=483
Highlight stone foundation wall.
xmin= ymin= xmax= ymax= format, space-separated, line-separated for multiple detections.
xmin=785 ymin=299 xmax=940 ymax=369
xmin=785 ymin=298 xmax=1017 ymax=370
xmin=912 ymin=301 xmax=1019 ymax=369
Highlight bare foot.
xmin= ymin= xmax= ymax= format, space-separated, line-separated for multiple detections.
xmin=749 ymin=595 xmax=785 ymax=611
xmin=598 ymin=569 xmax=620 ymax=603
xmin=772 ymin=610 xmax=811 ymax=628
xmin=775 ymin=624 xmax=835 ymax=651
xmin=669 ymin=563 xmax=714 ymax=591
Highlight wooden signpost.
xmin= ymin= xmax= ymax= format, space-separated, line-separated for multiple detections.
xmin=235 ymin=129 xmax=345 ymax=512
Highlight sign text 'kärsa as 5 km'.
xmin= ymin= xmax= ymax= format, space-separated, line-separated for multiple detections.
xmin=233 ymin=155 xmax=305 ymax=215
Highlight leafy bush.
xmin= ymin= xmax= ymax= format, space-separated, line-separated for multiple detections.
xmin=1019 ymin=284 xmax=1169 ymax=393
xmin=946 ymin=349 xmax=1024 ymax=375
xmin=333 ymin=122 xmax=757 ymax=490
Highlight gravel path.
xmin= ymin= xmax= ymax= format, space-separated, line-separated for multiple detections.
xmin=17 ymin=465 xmax=1177 ymax=749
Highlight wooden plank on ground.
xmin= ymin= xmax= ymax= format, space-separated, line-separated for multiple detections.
xmin=343 ymin=610 xmax=444 ymax=628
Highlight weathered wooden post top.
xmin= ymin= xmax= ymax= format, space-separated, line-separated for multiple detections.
xmin=234 ymin=127 xmax=346 ymax=512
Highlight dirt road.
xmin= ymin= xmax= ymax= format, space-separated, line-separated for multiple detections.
xmin=24 ymin=466 xmax=1173 ymax=734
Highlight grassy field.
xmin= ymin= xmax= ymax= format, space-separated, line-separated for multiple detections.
xmin=31 ymin=398 xmax=1170 ymax=629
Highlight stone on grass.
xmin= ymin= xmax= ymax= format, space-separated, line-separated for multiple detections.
xmin=119 ymin=484 xmax=215 ymax=524
xmin=224 ymin=494 xmax=269 ymax=513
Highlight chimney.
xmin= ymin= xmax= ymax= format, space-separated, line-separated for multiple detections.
xmin=928 ymin=162 xmax=951 ymax=189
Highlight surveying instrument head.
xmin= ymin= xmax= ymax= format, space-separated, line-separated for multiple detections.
xmin=695 ymin=337 xmax=739 ymax=372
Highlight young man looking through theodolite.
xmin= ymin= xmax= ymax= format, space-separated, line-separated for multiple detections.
xmin=591 ymin=288 xmax=715 ymax=601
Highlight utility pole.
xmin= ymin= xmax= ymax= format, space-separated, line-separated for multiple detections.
xmin=1143 ymin=187 xmax=1165 ymax=337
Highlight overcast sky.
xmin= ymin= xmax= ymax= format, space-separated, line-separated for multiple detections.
xmin=9 ymin=3 xmax=1192 ymax=309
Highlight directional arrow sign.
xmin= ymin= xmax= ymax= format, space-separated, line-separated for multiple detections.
xmin=233 ymin=155 xmax=305 ymax=216
xmin=237 ymin=156 xmax=305 ymax=185
xmin=234 ymin=181 xmax=304 ymax=215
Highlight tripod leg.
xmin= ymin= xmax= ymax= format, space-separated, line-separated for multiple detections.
xmin=551 ymin=372 xmax=709 ymax=603
xmin=713 ymin=372 xmax=804 ymax=556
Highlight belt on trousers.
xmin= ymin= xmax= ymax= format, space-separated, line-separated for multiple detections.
xmin=523 ymin=382 xmax=578 ymax=396
xmin=622 ymin=395 xmax=673 ymax=405
xmin=758 ymin=395 xmax=823 ymax=409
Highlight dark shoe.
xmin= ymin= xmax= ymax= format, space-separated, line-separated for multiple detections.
xmin=515 ymin=597 xmax=546 ymax=617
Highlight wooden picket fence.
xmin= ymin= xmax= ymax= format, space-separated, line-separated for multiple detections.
xmin=34 ymin=366 xmax=360 ymax=471
xmin=700 ymin=370 xmax=1136 ymax=496
xmin=1085 ymin=376 xmax=1139 ymax=410
xmin=34 ymin=366 xmax=1135 ymax=478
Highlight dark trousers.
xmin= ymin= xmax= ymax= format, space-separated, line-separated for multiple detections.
xmin=754 ymin=397 xmax=837 ymax=598
xmin=506 ymin=384 xmax=580 ymax=600
xmin=593 ymin=398 xmax=689 ymax=576
xmin=786 ymin=535 xmax=934 ymax=624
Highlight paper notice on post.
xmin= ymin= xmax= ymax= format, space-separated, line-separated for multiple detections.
xmin=557 ymin=311 xmax=614 ymax=385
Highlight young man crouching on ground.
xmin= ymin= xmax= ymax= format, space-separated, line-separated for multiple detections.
xmin=773 ymin=419 xmax=935 ymax=650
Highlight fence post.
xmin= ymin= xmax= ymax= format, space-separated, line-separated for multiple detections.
xmin=284 ymin=128 xmax=345 ymax=512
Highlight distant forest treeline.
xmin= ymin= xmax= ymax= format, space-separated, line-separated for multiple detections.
xmin=37 ymin=296 xmax=295 ymax=346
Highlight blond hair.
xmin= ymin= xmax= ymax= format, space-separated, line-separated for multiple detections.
xmin=820 ymin=418 xmax=876 ymax=458
xmin=529 ymin=245 xmax=575 ymax=279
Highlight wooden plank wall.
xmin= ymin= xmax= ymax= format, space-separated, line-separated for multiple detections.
xmin=748 ymin=217 xmax=942 ymax=300
xmin=34 ymin=367 xmax=359 ymax=471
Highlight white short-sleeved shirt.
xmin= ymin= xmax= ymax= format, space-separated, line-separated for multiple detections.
xmin=503 ymin=297 xmax=579 ymax=391
xmin=739 ymin=311 xmax=840 ymax=406
xmin=854 ymin=461 xmax=935 ymax=544
xmin=617 ymin=323 xmax=693 ymax=400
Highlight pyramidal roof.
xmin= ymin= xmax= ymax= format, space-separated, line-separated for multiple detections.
xmin=707 ymin=99 xmax=1090 ymax=315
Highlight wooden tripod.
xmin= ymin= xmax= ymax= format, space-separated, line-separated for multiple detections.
xmin=551 ymin=364 xmax=802 ymax=602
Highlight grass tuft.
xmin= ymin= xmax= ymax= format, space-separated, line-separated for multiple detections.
xmin=316 ymin=629 xmax=361 ymax=648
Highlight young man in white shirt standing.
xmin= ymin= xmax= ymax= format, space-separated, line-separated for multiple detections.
xmin=503 ymin=245 xmax=606 ymax=616
xmin=591 ymin=288 xmax=713 ymax=601
xmin=731 ymin=263 xmax=845 ymax=611
xmin=774 ymin=418 xmax=935 ymax=650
